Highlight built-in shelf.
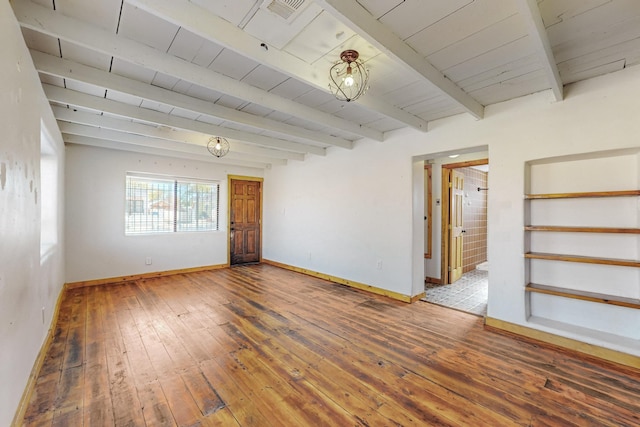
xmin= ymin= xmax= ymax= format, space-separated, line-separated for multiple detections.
xmin=524 ymin=252 xmax=640 ymax=268
xmin=524 ymin=226 xmax=640 ymax=234
xmin=524 ymin=182 xmax=640 ymax=334
xmin=525 ymin=283 xmax=640 ymax=310
xmin=525 ymin=190 xmax=640 ymax=200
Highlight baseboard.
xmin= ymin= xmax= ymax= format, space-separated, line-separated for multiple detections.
xmin=425 ymin=276 xmax=442 ymax=285
xmin=262 ymin=259 xmax=423 ymax=303
xmin=65 ymin=263 xmax=228 ymax=289
xmin=12 ymin=287 xmax=66 ymax=427
xmin=409 ymin=292 xmax=426 ymax=303
xmin=485 ymin=317 xmax=640 ymax=370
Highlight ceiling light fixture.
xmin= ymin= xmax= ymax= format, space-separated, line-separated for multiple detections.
xmin=207 ymin=136 xmax=230 ymax=158
xmin=329 ymin=49 xmax=369 ymax=102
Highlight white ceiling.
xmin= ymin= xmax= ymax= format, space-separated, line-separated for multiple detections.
xmin=12 ymin=0 xmax=640 ymax=168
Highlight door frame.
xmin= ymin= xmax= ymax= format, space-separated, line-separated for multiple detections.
xmin=227 ymin=175 xmax=264 ymax=266
xmin=424 ymin=164 xmax=433 ymax=259
xmin=441 ymin=159 xmax=488 ymax=284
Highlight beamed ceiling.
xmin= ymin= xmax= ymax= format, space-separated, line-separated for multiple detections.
xmin=12 ymin=0 xmax=640 ymax=168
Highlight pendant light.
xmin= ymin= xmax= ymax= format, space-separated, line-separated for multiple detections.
xmin=207 ymin=136 xmax=230 ymax=158
xmin=329 ymin=49 xmax=369 ymax=102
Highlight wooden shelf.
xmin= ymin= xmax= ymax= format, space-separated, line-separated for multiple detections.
xmin=526 ymin=283 xmax=640 ymax=310
xmin=525 ymin=252 xmax=640 ymax=267
xmin=524 ymin=226 xmax=640 ymax=234
xmin=525 ymin=190 xmax=640 ymax=200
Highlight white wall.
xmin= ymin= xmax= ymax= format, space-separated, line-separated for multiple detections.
xmin=264 ymin=64 xmax=640 ymax=356
xmin=263 ymin=139 xmax=416 ymax=295
xmin=65 ymin=144 xmax=263 ymax=283
xmin=0 ymin=3 xmax=65 ymax=424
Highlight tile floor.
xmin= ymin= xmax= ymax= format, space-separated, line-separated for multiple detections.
xmin=422 ymin=269 xmax=488 ymax=316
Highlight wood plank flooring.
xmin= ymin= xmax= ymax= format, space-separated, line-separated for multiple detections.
xmin=21 ymin=264 xmax=640 ymax=426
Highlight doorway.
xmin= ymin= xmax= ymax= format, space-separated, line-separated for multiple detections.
xmin=228 ymin=176 xmax=263 ymax=265
xmin=424 ymin=159 xmax=488 ymax=316
xmin=441 ymin=159 xmax=488 ymax=284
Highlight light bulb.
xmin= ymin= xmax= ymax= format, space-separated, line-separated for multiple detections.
xmin=344 ymin=75 xmax=354 ymax=87
xmin=215 ymin=142 xmax=221 ymax=150
xmin=344 ymin=64 xmax=354 ymax=87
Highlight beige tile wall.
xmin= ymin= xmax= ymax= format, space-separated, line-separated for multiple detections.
xmin=459 ymin=167 xmax=488 ymax=273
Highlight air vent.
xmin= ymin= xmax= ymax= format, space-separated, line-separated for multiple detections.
xmin=261 ymin=0 xmax=308 ymax=21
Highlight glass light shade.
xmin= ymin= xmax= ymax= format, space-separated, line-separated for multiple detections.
xmin=329 ymin=50 xmax=369 ymax=102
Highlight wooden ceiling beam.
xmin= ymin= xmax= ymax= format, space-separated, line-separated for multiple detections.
xmin=32 ymin=50 xmax=351 ymax=149
xmin=59 ymin=122 xmax=287 ymax=165
xmin=13 ymin=0 xmax=382 ymax=141
xmin=52 ymin=106 xmax=305 ymax=161
xmin=63 ymin=134 xmax=272 ymax=169
xmin=127 ymin=0 xmax=430 ymax=132
xmin=43 ymin=84 xmax=326 ymax=156
xmin=316 ymin=0 xmax=485 ymax=120
xmin=516 ymin=0 xmax=564 ymax=101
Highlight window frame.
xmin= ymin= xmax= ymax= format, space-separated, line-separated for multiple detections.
xmin=125 ymin=172 xmax=221 ymax=235
xmin=40 ymin=123 xmax=59 ymax=256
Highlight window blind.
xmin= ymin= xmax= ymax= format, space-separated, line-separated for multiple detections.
xmin=125 ymin=173 xmax=219 ymax=234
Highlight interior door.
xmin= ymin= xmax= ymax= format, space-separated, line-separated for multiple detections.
xmin=230 ymin=178 xmax=261 ymax=265
xmin=449 ymin=170 xmax=464 ymax=283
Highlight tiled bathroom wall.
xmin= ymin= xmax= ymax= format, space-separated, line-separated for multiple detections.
xmin=459 ymin=167 xmax=488 ymax=273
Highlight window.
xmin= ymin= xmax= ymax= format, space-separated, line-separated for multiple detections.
xmin=41 ymin=124 xmax=58 ymax=256
xmin=125 ymin=173 xmax=220 ymax=234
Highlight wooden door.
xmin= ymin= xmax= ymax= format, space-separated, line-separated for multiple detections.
xmin=449 ymin=170 xmax=464 ymax=283
xmin=230 ymin=178 xmax=261 ymax=265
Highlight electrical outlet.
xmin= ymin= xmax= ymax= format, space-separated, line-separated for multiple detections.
xmin=145 ymin=257 xmax=152 ymax=265
xmin=376 ymin=260 xmax=382 ymax=270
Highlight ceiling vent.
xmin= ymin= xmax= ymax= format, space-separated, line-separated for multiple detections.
xmin=261 ymin=0 xmax=308 ymax=21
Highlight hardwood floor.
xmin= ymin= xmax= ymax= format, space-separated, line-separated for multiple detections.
xmin=22 ymin=264 xmax=640 ymax=426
